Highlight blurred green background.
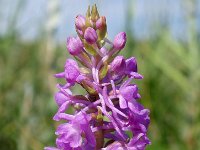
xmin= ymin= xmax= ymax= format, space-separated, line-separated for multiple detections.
xmin=0 ymin=0 xmax=200 ymax=150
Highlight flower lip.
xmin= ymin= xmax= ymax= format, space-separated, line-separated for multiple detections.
xmin=84 ymin=27 xmax=98 ymax=44
xmin=54 ymin=91 xmax=67 ymax=107
xmin=66 ymin=37 xmax=83 ymax=55
xmin=55 ymin=123 xmax=82 ymax=148
xmin=120 ymin=84 xmax=138 ymax=100
xmin=64 ymin=59 xmax=80 ymax=83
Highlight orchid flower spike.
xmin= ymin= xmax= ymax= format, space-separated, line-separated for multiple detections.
xmin=45 ymin=4 xmax=150 ymax=150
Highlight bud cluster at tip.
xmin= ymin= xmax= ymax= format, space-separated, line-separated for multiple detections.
xmin=66 ymin=5 xmax=126 ymax=56
xmin=45 ymin=4 xmax=150 ymax=150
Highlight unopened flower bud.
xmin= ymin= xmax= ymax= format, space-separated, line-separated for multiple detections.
xmin=110 ymin=56 xmax=126 ymax=73
xmin=96 ymin=16 xmax=106 ymax=30
xmin=126 ymin=57 xmax=137 ymax=72
xmin=76 ymin=29 xmax=84 ymax=37
xmin=96 ymin=16 xmax=107 ymax=40
xmin=67 ymin=37 xmax=83 ymax=55
xmin=84 ymin=27 xmax=98 ymax=44
xmin=75 ymin=15 xmax=86 ymax=30
xmin=113 ymin=32 xmax=126 ymax=50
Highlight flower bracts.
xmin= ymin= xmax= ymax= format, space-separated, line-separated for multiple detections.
xmin=45 ymin=5 xmax=150 ymax=150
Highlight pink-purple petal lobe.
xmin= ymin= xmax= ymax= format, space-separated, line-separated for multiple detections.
xmin=118 ymin=95 xmax=128 ymax=109
xmin=126 ymin=57 xmax=137 ymax=73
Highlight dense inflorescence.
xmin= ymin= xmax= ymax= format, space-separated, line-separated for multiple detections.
xmin=45 ymin=5 xmax=150 ymax=150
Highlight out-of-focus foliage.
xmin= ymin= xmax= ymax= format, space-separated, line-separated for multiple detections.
xmin=0 ymin=35 xmax=56 ymax=150
xmin=0 ymin=1 xmax=200 ymax=150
